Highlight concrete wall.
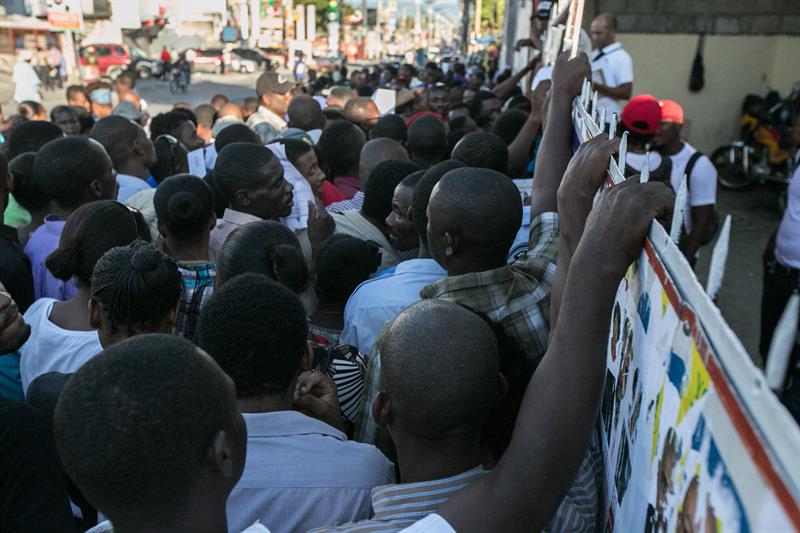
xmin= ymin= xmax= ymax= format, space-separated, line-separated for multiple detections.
xmin=616 ymin=33 xmax=800 ymax=153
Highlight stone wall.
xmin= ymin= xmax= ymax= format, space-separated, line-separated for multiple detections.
xmin=590 ymin=0 xmax=800 ymax=35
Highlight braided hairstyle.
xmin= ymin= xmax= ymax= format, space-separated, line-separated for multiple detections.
xmin=45 ymin=201 xmax=140 ymax=288
xmin=217 ymin=220 xmax=309 ymax=293
xmin=90 ymin=240 xmax=181 ymax=338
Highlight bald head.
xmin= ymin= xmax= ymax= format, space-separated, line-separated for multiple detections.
xmin=590 ymin=12 xmax=618 ymax=50
xmin=358 ymin=138 xmax=409 ymax=186
xmin=89 ymin=115 xmax=152 ymax=169
xmin=344 ymin=97 xmax=380 ymax=131
xmin=327 ymin=86 xmax=355 ymax=108
xmin=287 ymin=95 xmax=325 ymax=132
xmin=219 ymin=102 xmax=243 ymax=120
xmin=379 ymin=299 xmax=500 ymax=437
xmin=427 ymin=167 xmax=521 ymax=265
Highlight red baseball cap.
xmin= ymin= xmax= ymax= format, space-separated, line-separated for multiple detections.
xmin=659 ymin=99 xmax=684 ymax=125
xmin=621 ymin=94 xmax=662 ymax=135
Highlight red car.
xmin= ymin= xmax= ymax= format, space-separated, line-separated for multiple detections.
xmin=79 ymin=44 xmax=130 ymax=80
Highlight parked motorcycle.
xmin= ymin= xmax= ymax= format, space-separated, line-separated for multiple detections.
xmin=169 ymin=67 xmax=189 ymax=94
xmin=711 ymin=85 xmax=800 ymax=200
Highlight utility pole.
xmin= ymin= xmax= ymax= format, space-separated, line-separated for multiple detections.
xmin=460 ymin=0 xmax=470 ymax=56
xmin=474 ymin=0 xmax=481 ymax=36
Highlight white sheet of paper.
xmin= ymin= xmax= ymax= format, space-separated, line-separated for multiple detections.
xmin=372 ymin=88 xmax=396 ymax=116
xmin=187 ymin=148 xmax=206 ymax=177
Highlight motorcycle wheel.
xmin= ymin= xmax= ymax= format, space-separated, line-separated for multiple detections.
xmin=711 ymin=143 xmax=757 ymax=190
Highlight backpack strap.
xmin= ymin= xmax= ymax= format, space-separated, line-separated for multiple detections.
xmin=683 ymin=151 xmax=704 ymax=191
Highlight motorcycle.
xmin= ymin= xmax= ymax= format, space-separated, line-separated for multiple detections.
xmin=169 ymin=67 xmax=189 ymax=94
xmin=711 ymin=85 xmax=800 ymax=204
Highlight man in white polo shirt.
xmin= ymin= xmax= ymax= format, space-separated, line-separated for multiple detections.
xmin=589 ymin=12 xmax=633 ymax=119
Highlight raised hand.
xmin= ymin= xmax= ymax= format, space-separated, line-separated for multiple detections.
xmin=0 ymin=287 xmax=30 ymax=354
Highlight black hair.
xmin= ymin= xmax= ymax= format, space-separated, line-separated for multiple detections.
xmin=193 ymin=104 xmax=217 ymax=129
xmin=449 ymin=102 xmax=469 ymax=114
xmin=149 ymin=111 xmax=193 ymax=141
xmin=89 ymin=115 xmax=141 ymax=168
xmin=362 ymin=160 xmax=420 ymax=223
xmin=411 ymin=160 xmax=465 ymax=245
xmin=33 ymin=137 xmax=112 ymax=209
xmin=468 ymin=90 xmax=500 ymax=118
xmin=619 ymin=123 xmax=654 ymax=150
xmin=407 ymin=115 xmax=447 ymax=163
xmin=115 ymin=71 xmax=136 ymax=89
xmin=429 ymin=167 xmax=521 ymax=254
xmin=50 ymin=105 xmax=78 ymax=122
xmin=379 ymin=300 xmax=499 ymax=438
xmin=171 ymin=107 xmax=198 ymax=127
xmin=315 ymin=235 xmax=381 ymax=305
xmin=6 ymin=121 xmax=63 ymax=159
xmin=65 ymin=85 xmax=88 ymax=101
xmin=53 ymin=334 xmax=236 ymax=522
xmin=446 ymin=115 xmax=477 ymax=155
xmin=451 ymin=131 xmax=509 ymax=175
xmin=153 ymin=174 xmax=214 ymax=242
xmin=46 ymin=200 xmax=140 ymax=288
xmin=505 ymin=95 xmax=532 ymax=113
xmin=217 ymin=220 xmax=308 ymax=293
xmin=213 ymin=124 xmax=260 ymax=153
xmin=242 ymin=96 xmax=259 ymax=114
xmin=90 ymin=241 xmax=181 ymax=338
xmin=17 ymin=100 xmax=46 ymax=119
xmin=150 ymin=135 xmax=189 ymax=184
xmin=0 ymin=152 xmax=6 ymax=183
xmin=198 ymin=273 xmax=308 ymax=398
xmin=317 ymin=120 xmax=365 ymax=177
xmin=370 ymin=114 xmax=408 ymax=144
xmin=492 ymin=109 xmax=530 ymax=145
xmin=282 ymin=139 xmax=313 ymax=170
xmin=203 ymin=171 xmax=229 ymax=218
xmin=211 ymin=94 xmax=228 ymax=106
xmin=322 ymin=108 xmax=344 ymax=122
xmin=402 ymin=169 xmax=426 ymax=189
xmin=213 ymin=143 xmax=277 ymax=203
xmin=8 ymin=152 xmax=50 ymax=212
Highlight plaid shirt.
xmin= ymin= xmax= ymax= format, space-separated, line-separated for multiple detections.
xmin=419 ymin=211 xmax=559 ymax=365
xmin=176 ymin=261 xmax=216 ymax=344
xmin=354 ymin=212 xmax=601 ymax=532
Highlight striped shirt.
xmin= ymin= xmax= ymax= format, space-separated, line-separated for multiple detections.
xmin=327 ymin=191 xmax=365 ymax=214
xmin=310 ymin=467 xmax=487 ymax=532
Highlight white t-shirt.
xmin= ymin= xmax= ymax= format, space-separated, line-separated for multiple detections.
xmin=667 ymin=142 xmax=718 ymax=232
xmin=590 ymin=42 xmax=633 ymax=118
xmin=530 ymin=66 xmax=553 ymax=92
xmin=399 ymin=513 xmax=456 ymax=532
xmin=775 ymin=152 xmax=800 ymax=269
xmin=20 ymin=298 xmax=103 ymax=394
xmin=626 ymin=151 xmax=663 ymax=173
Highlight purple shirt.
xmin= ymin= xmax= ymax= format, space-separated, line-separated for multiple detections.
xmin=23 ymin=215 xmax=78 ymax=301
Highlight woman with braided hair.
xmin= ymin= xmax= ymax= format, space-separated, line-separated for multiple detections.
xmin=89 ymin=240 xmax=182 ymax=349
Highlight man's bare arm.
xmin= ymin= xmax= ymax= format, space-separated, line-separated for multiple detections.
xmin=529 ymin=52 xmax=590 ymax=226
xmin=595 ymin=81 xmax=632 ymax=101
xmin=681 ymin=204 xmax=713 ymax=260
xmin=507 ymin=81 xmax=549 ymax=179
xmin=438 ymin=179 xmax=675 ymax=533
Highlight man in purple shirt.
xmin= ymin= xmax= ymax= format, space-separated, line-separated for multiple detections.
xmin=25 ymin=137 xmax=117 ymax=300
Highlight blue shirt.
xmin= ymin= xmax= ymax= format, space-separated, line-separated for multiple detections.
xmin=116 ymin=173 xmax=152 ymax=203
xmin=341 ymin=259 xmax=446 ymax=354
xmin=226 ymin=411 xmax=395 ymax=533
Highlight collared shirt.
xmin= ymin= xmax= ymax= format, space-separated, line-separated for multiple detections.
xmin=246 ymin=105 xmax=287 ymax=144
xmin=590 ymin=42 xmax=633 ymax=118
xmin=310 ymin=467 xmax=487 ymax=533
xmin=176 ymin=261 xmax=215 ymax=344
xmin=420 ymin=212 xmax=559 ymax=365
xmin=209 ymin=209 xmax=262 ymax=265
xmin=116 ymin=173 xmax=152 ymax=203
xmin=327 ymin=191 xmax=365 ymax=214
xmin=23 ymin=215 xmax=78 ymax=301
xmin=332 ymin=210 xmax=399 ymax=272
xmin=341 ymin=258 xmax=446 ymax=354
xmin=0 ymin=224 xmax=34 ymax=313
xmin=333 ymin=177 xmax=361 ymax=200
xmin=227 ymin=411 xmax=394 ymax=533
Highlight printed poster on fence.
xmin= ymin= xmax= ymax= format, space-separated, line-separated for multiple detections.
xmin=600 ymin=237 xmax=800 ymax=532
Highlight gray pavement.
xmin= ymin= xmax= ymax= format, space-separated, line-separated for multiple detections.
xmin=2 ymin=71 xmax=779 ymax=365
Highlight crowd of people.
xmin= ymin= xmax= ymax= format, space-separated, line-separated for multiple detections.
xmin=9 ymin=6 xmax=792 ymax=532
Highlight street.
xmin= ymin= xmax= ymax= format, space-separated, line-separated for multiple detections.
xmin=1 ymin=70 xmax=780 ymax=365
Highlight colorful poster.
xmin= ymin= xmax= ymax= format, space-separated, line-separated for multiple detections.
xmin=599 ymin=229 xmax=800 ymax=532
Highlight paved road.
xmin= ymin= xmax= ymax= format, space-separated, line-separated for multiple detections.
xmin=2 ymin=71 xmax=780 ymax=364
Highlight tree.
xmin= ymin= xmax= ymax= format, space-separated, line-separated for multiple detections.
xmin=480 ymin=0 xmax=504 ymax=33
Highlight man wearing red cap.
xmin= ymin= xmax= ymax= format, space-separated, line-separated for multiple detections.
xmin=653 ymin=99 xmax=717 ymax=263
xmin=620 ymin=95 xmax=672 ymax=183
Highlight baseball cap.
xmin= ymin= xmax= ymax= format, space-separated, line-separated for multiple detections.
xmin=112 ymin=101 xmax=142 ymax=121
xmin=659 ymin=100 xmax=684 ymax=124
xmin=536 ymin=0 xmax=553 ymax=19
xmin=256 ymin=71 xmax=294 ymax=96
xmin=621 ymin=94 xmax=661 ymax=135
xmin=90 ymin=87 xmax=113 ymax=105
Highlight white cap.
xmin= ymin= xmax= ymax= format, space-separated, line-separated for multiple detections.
xmin=19 ymin=49 xmax=33 ymax=61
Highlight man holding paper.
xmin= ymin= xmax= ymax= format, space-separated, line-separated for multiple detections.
xmin=589 ymin=12 xmax=634 ymax=119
